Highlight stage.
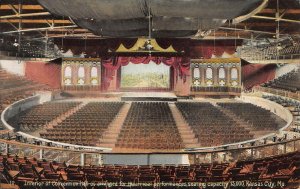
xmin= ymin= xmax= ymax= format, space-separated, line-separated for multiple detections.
xmin=60 ymin=91 xmax=178 ymax=101
xmin=121 ymin=92 xmax=177 ymax=101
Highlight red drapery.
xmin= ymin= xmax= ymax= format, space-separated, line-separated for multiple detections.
xmin=242 ymin=62 xmax=276 ymax=89
xmin=101 ymin=56 xmax=190 ymax=90
xmin=25 ymin=62 xmax=61 ymax=89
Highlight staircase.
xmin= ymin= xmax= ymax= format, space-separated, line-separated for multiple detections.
xmin=97 ymin=102 xmax=131 ymax=148
xmin=169 ymin=103 xmax=201 ymax=148
xmin=30 ymin=102 xmax=88 ymax=137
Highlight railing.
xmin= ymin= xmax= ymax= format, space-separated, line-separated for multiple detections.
xmin=254 ymin=86 xmax=300 ymax=101
xmin=0 ymin=130 xmax=299 ymax=165
xmin=241 ymin=51 xmax=300 ymax=62
xmin=1 ymin=91 xmax=299 ymax=165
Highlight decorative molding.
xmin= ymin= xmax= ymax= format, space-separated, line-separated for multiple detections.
xmin=115 ymin=38 xmax=177 ymax=53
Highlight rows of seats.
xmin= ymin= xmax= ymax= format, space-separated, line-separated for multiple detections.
xmin=0 ymin=151 xmax=299 ymax=188
xmin=0 ymin=37 xmax=56 ymax=58
xmin=262 ymin=69 xmax=300 ymax=92
xmin=116 ymin=102 xmax=183 ymax=150
xmin=41 ymin=102 xmax=124 ymax=146
xmin=8 ymin=102 xmax=80 ymax=132
xmin=0 ymin=68 xmax=50 ymax=130
xmin=176 ymin=102 xmax=253 ymax=147
xmin=217 ymin=102 xmax=286 ymax=131
xmin=240 ymin=43 xmax=300 ymax=61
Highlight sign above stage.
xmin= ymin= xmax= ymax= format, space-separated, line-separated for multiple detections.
xmin=113 ymin=38 xmax=178 ymax=54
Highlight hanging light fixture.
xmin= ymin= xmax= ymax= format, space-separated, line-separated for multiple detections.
xmin=147 ymin=4 xmax=153 ymax=56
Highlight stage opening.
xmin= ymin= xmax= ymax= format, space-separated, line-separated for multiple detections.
xmin=120 ymin=62 xmax=170 ymax=90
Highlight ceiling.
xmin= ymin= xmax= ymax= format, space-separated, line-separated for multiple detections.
xmin=0 ymin=0 xmax=299 ymax=41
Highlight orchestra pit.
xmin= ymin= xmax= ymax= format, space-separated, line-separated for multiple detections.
xmin=0 ymin=0 xmax=300 ymax=188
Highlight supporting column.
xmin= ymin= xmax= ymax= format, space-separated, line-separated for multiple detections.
xmin=80 ymin=153 xmax=85 ymax=166
xmin=223 ymin=153 xmax=227 ymax=162
xmin=39 ymin=149 xmax=44 ymax=159
xmin=5 ymin=144 xmax=9 ymax=154
xmin=98 ymin=154 xmax=102 ymax=166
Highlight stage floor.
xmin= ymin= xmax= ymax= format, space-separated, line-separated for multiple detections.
xmin=60 ymin=91 xmax=178 ymax=101
xmin=122 ymin=92 xmax=176 ymax=98
xmin=121 ymin=92 xmax=177 ymax=101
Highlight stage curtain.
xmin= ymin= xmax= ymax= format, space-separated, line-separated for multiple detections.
xmin=101 ymin=56 xmax=190 ymax=90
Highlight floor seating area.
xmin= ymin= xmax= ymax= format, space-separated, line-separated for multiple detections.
xmin=116 ymin=102 xmax=183 ymax=150
xmin=0 ymin=151 xmax=299 ymax=188
xmin=175 ymin=102 xmax=253 ymax=147
xmin=8 ymin=102 xmax=80 ymax=132
xmin=262 ymin=69 xmax=300 ymax=92
xmin=41 ymin=102 xmax=124 ymax=146
xmin=217 ymin=102 xmax=286 ymax=131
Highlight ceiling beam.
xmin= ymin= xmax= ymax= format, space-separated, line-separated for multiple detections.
xmin=251 ymin=15 xmax=300 ymax=24
xmin=260 ymin=8 xmax=300 ymax=14
xmin=0 ymin=19 xmax=72 ymax=24
xmin=235 ymin=22 xmax=291 ymax=27
xmin=219 ymin=26 xmax=290 ymax=36
xmin=0 ymin=5 xmax=44 ymax=10
xmin=2 ymin=25 xmax=78 ymax=34
xmin=0 ymin=12 xmax=51 ymax=19
xmin=8 ymin=4 xmax=19 ymax=15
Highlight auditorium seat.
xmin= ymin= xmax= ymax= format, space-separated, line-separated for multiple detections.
xmin=41 ymin=102 xmax=124 ymax=146
xmin=115 ymin=102 xmax=183 ymax=150
xmin=0 ymin=151 xmax=299 ymax=188
xmin=217 ymin=102 xmax=286 ymax=131
xmin=262 ymin=69 xmax=300 ymax=92
xmin=8 ymin=102 xmax=80 ymax=132
xmin=175 ymin=102 xmax=253 ymax=146
xmin=0 ymin=68 xmax=50 ymax=130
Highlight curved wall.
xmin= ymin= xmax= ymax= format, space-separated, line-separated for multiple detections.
xmin=1 ymin=95 xmax=49 ymax=131
xmin=1 ymin=93 xmax=294 ymax=160
xmin=1 ymin=93 xmax=112 ymax=152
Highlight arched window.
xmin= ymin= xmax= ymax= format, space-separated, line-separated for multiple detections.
xmin=91 ymin=66 xmax=98 ymax=78
xmin=64 ymin=65 xmax=72 ymax=77
xmin=78 ymin=66 xmax=85 ymax=78
xmin=193 ymin=66 xmax=200 ymax=79
xmin=218 ymin=67 xmax=225 ymax=79
xmin=78 ymin=65 xmax=85 ymax=85
xmin=64 ymin=65 xmax=72 ymax=85
xmin=231 ymin=67 xmax=238 ymax=80
xmin=206 ymin=66 xmax=213 ymax=79
xmin=91 ymin=66 xmax=98 ymax=85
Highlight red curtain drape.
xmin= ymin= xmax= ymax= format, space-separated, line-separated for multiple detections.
xmin=101 ymin=56 xmax=190 ymax=90
xmin=242 ymin=63 xmax=276 ymax=89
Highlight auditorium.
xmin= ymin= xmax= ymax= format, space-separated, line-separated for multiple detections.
xmin=0 ymin=0 xmax=300 ymax=188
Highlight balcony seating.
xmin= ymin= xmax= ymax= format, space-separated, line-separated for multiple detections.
xmin=262 ymin=69 xmax=300 ymax=92
xmin=0 ymin=150 xmax=299 ymax=188
xmin=0 ymin=68 xmax=50 ymax=130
